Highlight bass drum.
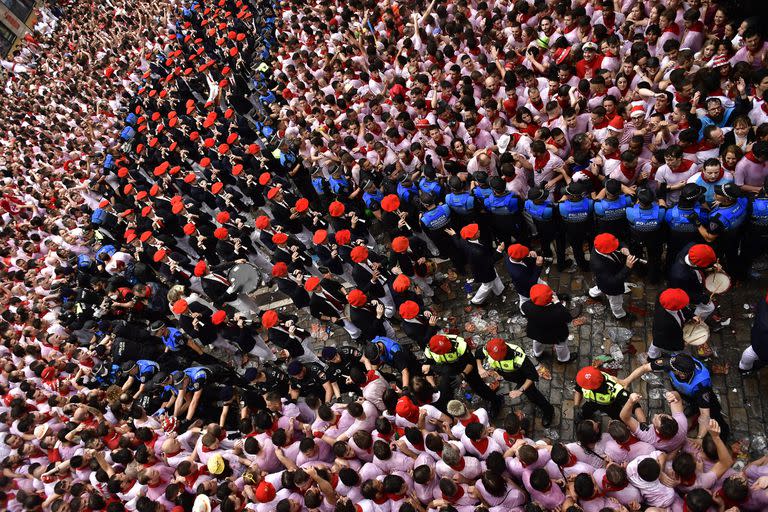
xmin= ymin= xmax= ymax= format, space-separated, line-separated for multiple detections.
xmin=227 ymin=263 xmax=263 ymax=294
xmin=704 ymin=271 xmax=731 ymax=295
xmin=682 ymin=322 xmax=710 ymax=347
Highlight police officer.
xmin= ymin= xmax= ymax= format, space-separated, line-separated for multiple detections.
xmin=320 ymin=346 xmax=365 ymax=397
xmin=172 ymin=366 xmax=213 ymax=420
xmin=119 ymin=359 xmax=160 ymax=397
xmin=422 ymin=333 xmax=503 ymax=417
xmin=626 ymin=187 xmax=666 ymax=283
xmin=698 ymin=183 xmax=748 ymax=281
xmin=244 ymin=363 xmax=290 ymax=397
xmin=287 ymin=360 xmax=333 ymax=403
xmin=419 ymin=192 xmax=466 ymax=271
xmin=573 ymin=365 xmax=646 ymax=421
xmin=362 ymin=179 xmax=385 ymax=221
xmin=664 ymin=183 xmax=706 ymax=270
xmin=418 ymin=163 xmax=444 ymax=199
xmin=445 ymin=176 xmax=479 ymax=230
xmin=558 ymin=181 xmax=593 ymax=272
xmin=647 ymin=353 xmax=730 ymax=441
xmin=525 ymin=187 xmax=569 ymax=271
xmin=484 ymin=176 xmax=524 ymax=246
xmin=363 ymin=335 xmax=422 ymax=389
xmin=477 ymin=338 xmax=555 ymax=426
xmin=594 ymin=179 xmax=632 ymax=239
xmin=92 ymin=362 xmax=121 ymax=387
xmin=745 ymin=177 xmax=768 ymax=269
xmin=472 ymin=171 xmax=493 ymax=203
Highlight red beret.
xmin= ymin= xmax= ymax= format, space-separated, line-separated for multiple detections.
xmin=380 ymin=194 xmax=401 ymax=212
xmin=393 ymin=274 xmax=411 ymax=293
xmin=211 ymin=182 xmax=224 ymax=195
xmin=272 ymin=262 xmax=288 ymax=277
xmin=334 ymin=230 xmax=351 ymax=245
xmin=391 ymin=236 xmax=410 ymax=253
xmin=98 ymin=199 xmax=110 ymax=208
xmin=200 ymin=157 xmax=211 ymax=168
xmin=304 ymin=276 xmax=321 ymax=292
xmin=312 ymin=229 xmax=328 ymax=244
xmin=194 ymin=261 xmax=207 ymax=277
xmin=232 ymin=164 xmax=243 ymax=176
xmin=154 ymin=162 xmax=169 ymax=176
xmin=399 ymin=300 xmax=419 ymax=319
xmin=183 ymin=173 xmax=196 ymax=184
xmin=123 ymin=184 xmax=134 ymax=195
xmin=347 ymin=289 xmax=367 ymax=307
xmin=218 ymin=143 xmax=230 ymax=154
xmin=141 ymin=205 xmax=152 ymax=217
xmin=216 ymin=211 xmax=231 ymax=224
xmin=576 ymin=366 xmax=605 ymax=391
xmin=594 ymin=233 xmax=619 ymax=254
xmin=396 ymin=396 xmax=419 ymax=423
xmin=248 ymin=144 xmax=260 ymax=154
xmin=183 ymin=223 xmax=196 ymax=235
xmin=272 ymin=232 xmax=288 ymax=244
xmin=429 ymin=335 xmax=452 ymax=355
xmin=294 ymin=198 xmax=309 ymax=213
xmin=214 ymin=227 xmax=228 ymax=240
xmin=227 ymin=133 xmax=238 ymax=145
xmin=659 ymin=288 xmax=690 ymax=311
xmin=211 ymin=310 xmax=227 ymax=325
xmin=328 ymin=201 xmax=345 ymax=217
xmin=350 ymin=246 xmax=369 ymax=263
xmin=255 ymin=216 xmax=270 ymax=229
xmin=507 ymin=244 xmax=530 ymax=259
xmin=117 ymin=167 xmax=129 ymax=178
xmin=255 ymin=481 xmax=276 ymax=503
xmin=204 ymin=138 xmax=215 ymax=148
xmin=258 ymin=173 xmax=271 ymax=185
xmin=688 ymin=244 xmax=716 ymax=268
xmin=460 ymin=223 xmax=479 ymax=239
xmin=140 ymin=231 xmax=152 ymax=242
xmin=153 ymin=249 xmax=167 ymax=262
xmin=149 ymin=184 xmax=160 ymax=197
xmin=261 ymin=310 xmax=279 ymax=329
xmin=136 ymin=191 xmax=148 ymax=201
xmin=485 ymin=338 xmax=508 ymax=361
xmin=529 ymin=284 xmax=554 ymax=306
xmin=267 ymin=186 xmax=281 ymax=200
xmin=172 ymin=299 xmax=189 ymax=315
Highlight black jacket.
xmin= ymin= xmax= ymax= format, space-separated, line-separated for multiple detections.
xmin=668 ymin=243 xmax=708 ymax=305
xmin=590 ymin=249 xmax=630 ymax=296
xmin=651 ymin=298 xmax=694 ymax=352
xmin=460 ymin=239 xmax=503 ymax=283
xmin=521 ymin=301 xmax=571 ymax=344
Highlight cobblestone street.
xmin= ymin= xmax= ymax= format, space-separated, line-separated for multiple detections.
xmin=304 ymin=255 xmax=768 ymax=460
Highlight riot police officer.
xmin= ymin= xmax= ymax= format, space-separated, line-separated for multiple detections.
xmin=745 ymin=177 xmax=768 ymax=269
xmin=320 ymin=346 xmax=365 ymax=396
xmin=558 ymin=181 xmax=593 ymax=271
xmin=484 ymin=176 xmax=524 ymax=246
xmin=286 ymin=360 xmax=333 ymax=403
xmin=594 ymin=179 xmax=632 ymax=239
xmin=698 ymin=183 xmax=748 ymax=280
xmin=445 ymin=176 xmax=480 ymax=230
xmin=525 ymin=187 xmax=569 ymax=271
xmin=418 ymin=162 xmax=444 ymax=199
xmin=664 ymin=183 xmax=706 ymax=270
xmin=422 ymin=333 xmax=503 ymax=417
xmin=120 ymin=359 xmax=160 ymax=397
xmin=476 ymin=338 xmax=555 ymax=426
xmin=363 ymin=335 xmax=422 ymax=388
xmin=626 ymin=187 xmax=666 ymax=283
xmin=574 ymin=365 xmax=646 ymax=421
xmin=419 ymin=192 xmax=466 ymax=271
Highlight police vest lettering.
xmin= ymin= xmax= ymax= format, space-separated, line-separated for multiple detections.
xmin=713 ymin=198 xmax=748 ymax=231
xmin=596 ymin=196 xmax=631 ymax=221
xmin=669 ymin=358 xmax=711 ymax=397
xmin=163 ymin=327 xmax=185 ymax=351
xmin=525 ymin=200 xmax=554 ymax=223
xmin=666 ymin=207 xmax=700 ymax=233
xmin=422 ymin=205 xmax=451 ymax=230
xmin=483 ymin=343 xmax=526 ymax=372
xmin=627 ymin=204 xmax=664 ymax=232
xmin=559 ymin=199 xmax=591 ymax=223
xmin=425 ymin=336 xmax=467 ymax=364
xmin=751 ymin=198 xmax=768 ymax=227
xmin=581 ymin=374 xmax=624 ymax=404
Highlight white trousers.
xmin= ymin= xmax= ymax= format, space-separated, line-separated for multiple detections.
xmin=739 ymin=345 xmax=761 ymax=370
xmin=343 ymin=319 xmax=361 ymax=340
xmin=533 ymin=340 xmax=571 ymax=362
xmin=694 ymin=301 xmax=716 ymax=320
xmin=471 ymin=274 xmax=505 ymax=305
xmin=589 ymin=286 xmax=626 ymax=318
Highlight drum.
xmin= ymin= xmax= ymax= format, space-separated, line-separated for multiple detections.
xmin=682 ymin=322 xmax=710 ymax=346
xmin=227 ymin=263 xmax=263 ymax=294
xmin=704 ymin=271 xmax=731 ymax=294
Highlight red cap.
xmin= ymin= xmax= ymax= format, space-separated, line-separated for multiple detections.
xmin=659 ymin=288 xmax=690 ymax=311
xmin=507 ymin=244 xmax=530 ymax=259
xmin=211 ymin=182 xmax=224 ymax=195
xmin=304 ymin=276 xmax=321 ymax=292
xmin=399 ymin=300 xmax=419 ymax=319
xmin=227 ymin=133 xmax=238 ymax=145
xmin=214 ymin=227 xmax=228 ymax=240
xmin=218 ymin=143 xmax=230 ymax=154
xmin=99 ymin=199 xmax=110 ymax=208
xmin=393 ymin=274 xmax=411 ymax=293
xmin=211 ymin=310 xmax=227 ymax=325
xmin=232 ymin=164 xmax=243 ymax=176
xmin=347 ymin=289 xmax=367 ymax=307
xmin=216 ymin=211 xmax=231 ymax=224
xmin=255 ymin=481 xmax=276 ymax=503
xmin=140 ymin=231 xmax=152 ymax=242
xmin=194 ymin=261 xmax=207 ymax=277
xmin=688 ymin=244 xmax=716 ymax=268
xmin=334 ymin=230 xmax=351 ymax=245
xmin=576 ymin=366 xmax=605 ymax=390
xmin=267 ymin=187 xmax=280 ymax=200
xmin=183 ymin=173 xmax=196 ymax=184
xmin=529 ymin=284 xmax=554 ymax=306
xmin=172 ymin=299 xmax=189 ymax=315
xmin=247 ymin=144 xmax=260 ymax=154
xmin=204 ymin=138 xmax=216 ymax=148
xmin=391 ymin=236 xmax=409 ymax=253
xmin=183 ymin=223 xmax=196 ymax=235
xmin=153 ymin=249 xmax=167 ymax=262
xmin=272 ymin=262 xmax=288 ymax=277
xmin=149 ymin=184 xmax=160 ymax=197
xmin=380 ymin=194 xmax=401 ymax=212
xmin=136 ymin=190 xmax=148 ymax=201
xmin=460 ymin=223 xmax=479 ymax=239
xmin=350 ymin=246 xmax=369 ymax=263
xmin=429 ymin=335 xmax=452 ymax=355
xmin=312 ymin=229 xmax=328 ymax=244
xmin=329 ymin=201 xmax=345 ymax=217
xmin=172 ymin=202 xmax=184 ymax=214
xmin=255 ymin=216 xmax=270 ymax=229
xmin=272 ymin=232 xmax=288 ymax=244
xmin=258 ymin=172 xmax=271 ymax=185
xmin=200 ymin=157 xmax=211 ymax=168
xmin=594 ymin=233 xmax=619 ymax=254
xmin=261 ymin=310 xmax=278 ymax=329
xmin=395 ymin=396 xmax=420 ymax=423
xmin=485 ymin=338 xmax=509 ymax=361
xmin=294 ymin=198 xmax=309 ymax=213
xmin=117 ymin=167 xmax=129 ymax=178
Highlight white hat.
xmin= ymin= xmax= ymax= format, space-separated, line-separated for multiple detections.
xmin=497 ymin=134 xmax=511 ymax=154
xmin=34 ymin=424 xmax=50 ymax=440
xmin=192 ymin=495 xmax=211 ymax=512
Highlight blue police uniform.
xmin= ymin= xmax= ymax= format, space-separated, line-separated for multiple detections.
xmin=445 ymin=192 xmax=475 ymax=215
xmin=594 ymin=195 xmax=632 ymax=237
xmin=162 ymin=327 xmax=185 ymax=351
xmin=363 ymin=190 xmax=384 ymax=210
xmin=473 ymin=186 xmax=493 ymax=202
xmin=184 ymin=366 xmax=211 ymax=391
xmin=135 ymin=360 xmax=160 ymax=383
xmin=329 ymin=176 xmax=350 ymax=195
xmin=746 ymin=197 xmax=768 ymax=266
xmin=419 ymin=178 xmax=443 ymax=198
xmin=371 ymin=336 xmax=402 ymax=365
xmin=558 ymin=198 xmax=593 ymax=270
xmin=397 ymin=183 xmax=419 ymax=204
xmin=626 ymin=203 xmax=666 ymax=282
xmin=421 ymin=204 xmax=452 ymax=231
xmin=525 ymin=199 xmax=566 ymax=267
xmin=708 ymin=197 xmax=748 ymax=279
xmin=484 ymin=193 xmax=523 ymax=244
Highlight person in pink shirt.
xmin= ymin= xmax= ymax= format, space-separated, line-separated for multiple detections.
xmin=626 ymin=451 xmax=682 ymax=510
xmin=371 ymin=439 xmax=415 ymax=473
xmin=435 ymin=442 xmax=483 ymax=481
xmin=568 ymin=472 xmax=626 ymax=512
xmin=667 ymin=419 xmax=733 ymax=492
xmin=295 ymin=437 xmax=334 ymax=468
xmin=604 ymin=420 xmax=656 ymax=463
xmin=734 ymin=141 xmax=768 ymax=193
xmin=593 ymin=463 xmax=643 ymax=507
xmin=472 ymin=469 xmax=527 ymax=511
xmin=621 ymin=391 xmax=689 ymax=452
xmin=523 ymin=467 xmax=566 ymax=510
xmin=461 ymin=422 xmax=504 ymax=460
xmin=550 ymin=442 xmax=599 ymax=478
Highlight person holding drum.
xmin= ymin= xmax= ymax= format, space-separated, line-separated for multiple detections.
xmin=668 ymin=243 xmax=719 ymax=321
xmin=648 ymin=288 xmax=699 ymax=359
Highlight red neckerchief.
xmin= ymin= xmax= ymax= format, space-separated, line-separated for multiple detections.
xmin=363 ymin=370 xmax=380 ymax=386
xmin=534 ymin=151 xmax=551 ymax=171
xmin=604 ymin=150 xmax=621 ymax=160
xmin=443 ymin=485 xmax=465 ymax=503
xmin=201 ymin=445 xmax=215 ymax=453
xmin=451 ymin=458 xmax=466 ymax=471
xmin=679 ymin=472 xmax=696 ymax=486
xmin=503 ymin=431 xmax=523 ymax=447
xmin=386 ymin=492 xmax=405 ymax=501
xmin=724 ymin=159 xmax=737 ymax=172
xmin=410 ymin=440 xmax=425 ymax=451
xmin=580 ymin=168 xmax=603 ymax=190
xmin=148 ymin=478 xmax=165 ymax=489
xmin=373 ymin=494 xmax=388 ymax=505
xmin=547 ymin=136 xmax=565 ymax=148
xmin=617 ymin=434 xmax=640 ymax=451
xmin=185 ymin=466 xmax=207 ymax=488
xmin=562 ymin=452 xmax=578 ymax=467
xmin=165 ymin=448 xmax=183 ymax=458
xmin=522 ymin=123 xmax=539 ymax=136
xmin=330 ymin=473 xmax=339 ymax=489
xmin=593 ymin=119 xmax=610 ymax=129
xmin=145 ymin=432 xmax=159 ymax=450
xmin=602 ymin=474 xmax=627 ymax=492
xmin=746 ymin=151 xmax=762 ymax=164
xmin=664 ymin=23 xmax=680 ymax=35
xmin=460 ymin=413 xmax=479 ymax=426
xmin=603 ymin=12 xmax=615 ymax=27
xmin=47 ymin=448 xmax=62 ymax=463
xmin=470 ymin=438 xmax=489 ymax=454
xmin=703 ymin=167 xmax=725 ymax=183
xmin=530 ymin=98 xmax=544 ymax=110
xmin=761 ymin=102 xmax=768 ymax=116
xmin=675 ymin=92 xmax=689 ymax=103
xmin=671 ymin=159 xmax=695 ymax=173
xmin=619 ymin=162 xmax=636 ymax=181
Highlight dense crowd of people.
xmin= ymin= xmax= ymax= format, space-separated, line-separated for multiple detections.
xmin=4 ymin=0 xmax=768 ymax=510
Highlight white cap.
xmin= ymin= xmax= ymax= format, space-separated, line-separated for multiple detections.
xmin=497 ymin=134 xmax=511 ymax=154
